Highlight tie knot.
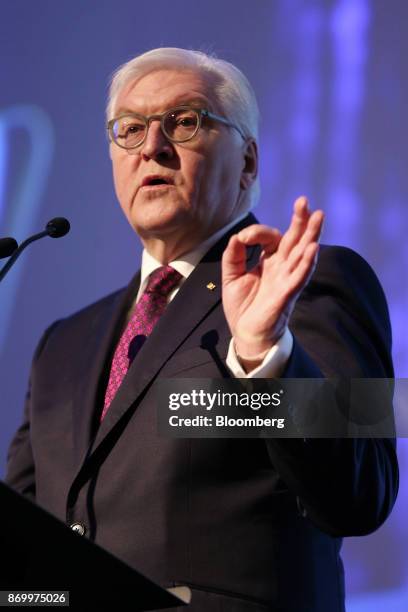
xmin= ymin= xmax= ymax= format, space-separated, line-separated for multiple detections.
xmin=145 ymin=265 xmax=182 ymax=297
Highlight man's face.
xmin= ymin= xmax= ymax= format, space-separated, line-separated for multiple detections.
xmin=110 ymin=69 xmax=255 ymax=251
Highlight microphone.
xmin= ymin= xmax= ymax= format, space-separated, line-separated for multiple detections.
xmin=0 ymin=237 xmax=18 ymax=259
xmin=0 ymin=217 xmax=70 ymax=283
xmin=45 ymin=217 xmax=70 ymax=238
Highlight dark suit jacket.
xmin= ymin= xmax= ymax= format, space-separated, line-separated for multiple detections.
xmin=4 ymin=213 xmax=399 ymax=612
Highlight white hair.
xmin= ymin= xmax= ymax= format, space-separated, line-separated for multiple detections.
xmin=106 ymin=47 xmax=260 ymax=210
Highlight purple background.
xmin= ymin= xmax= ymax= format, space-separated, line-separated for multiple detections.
xmin=1 ymin=1 xmax=407 ymax=609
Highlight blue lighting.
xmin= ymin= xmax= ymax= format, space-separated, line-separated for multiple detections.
xmin=0 ymin=105 xmax=54 ymax=350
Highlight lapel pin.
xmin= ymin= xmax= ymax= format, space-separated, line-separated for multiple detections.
xmin=206 ymin=282 xmax=217 ymax=291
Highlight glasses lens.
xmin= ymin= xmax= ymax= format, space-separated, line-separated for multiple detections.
xmin=112 ymin=115 xmax=146 ymax=148
xmin=163 ymin=108 xmax=199 ymax=142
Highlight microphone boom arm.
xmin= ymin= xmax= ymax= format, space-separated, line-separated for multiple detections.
xmin=0 ymin=217 xmax=70 ymax=283
xmin=0 ymin=230 xmax=48 ymax=282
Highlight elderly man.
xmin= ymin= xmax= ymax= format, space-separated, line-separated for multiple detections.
xmin=5 ymin=48 xmax=398 ymax=611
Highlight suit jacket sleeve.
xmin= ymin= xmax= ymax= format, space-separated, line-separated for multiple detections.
xmin=4 ymin=320 xmax=62 ymax=501
xmin=264 ymin=246 xmax=399 ymax=537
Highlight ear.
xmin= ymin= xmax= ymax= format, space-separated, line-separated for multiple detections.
xmin=240 ymin=138 xmax=258 ymax=190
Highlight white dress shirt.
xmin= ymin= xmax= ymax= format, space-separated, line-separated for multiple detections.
xmin=129 ymin=214 xmax=293 ymax=378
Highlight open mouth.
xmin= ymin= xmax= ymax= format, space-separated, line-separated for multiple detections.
xmin=141 ymin=175 xmax=174 ymax=188
xmin=147 ymin=178 xmax=168 ymax=185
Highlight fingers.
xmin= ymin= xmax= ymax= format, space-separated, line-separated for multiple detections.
xmin=299 ymin=208 xmax=324 ymax=246
xmin=287 ymin=209 xmax=324 ymax=272
xmin=287 ymin=242 xmax=320 ymax=296
xmin=278 ymin=196 xmax=310 ymax=259
xmin=260 ymin=198 xmax=323 ymax=300
xmin=222 ymin=225 xmax=282 ymax=283
xmin=222 ymin=195 xmax=323 ymax=284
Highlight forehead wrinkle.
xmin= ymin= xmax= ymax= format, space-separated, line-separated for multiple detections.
xmin=115 ymin=96 xmax=212 ymax=115
xmin=115 ymin=95 xmax=214 ymax=118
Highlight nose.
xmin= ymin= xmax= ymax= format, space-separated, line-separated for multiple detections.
xmin=140 ymin=119 xmax=174 ymax=161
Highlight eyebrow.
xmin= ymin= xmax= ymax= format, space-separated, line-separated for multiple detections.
xmin=115 ymin=97 xmax=212 ymax=117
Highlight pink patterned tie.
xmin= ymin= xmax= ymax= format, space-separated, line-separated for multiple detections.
xmin=101 ymin=265 xmax=182 ymax=421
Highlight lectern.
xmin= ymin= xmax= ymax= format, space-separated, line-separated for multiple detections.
xmin=0 ymin=482 xmax=190 ymax=610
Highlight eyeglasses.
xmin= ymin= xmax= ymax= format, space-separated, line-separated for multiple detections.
xmin=107 ymin=105 xmax=246 ymax=150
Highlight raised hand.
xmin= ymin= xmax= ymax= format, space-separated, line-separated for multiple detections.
xmin=222 ymin=196 xmax=324 ymax=364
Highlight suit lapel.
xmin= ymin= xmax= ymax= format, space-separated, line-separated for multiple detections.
xmin=71 ymin=271 xmax=141 ymax=469
xmin=73 ymin=213 xmax=260 ymax=472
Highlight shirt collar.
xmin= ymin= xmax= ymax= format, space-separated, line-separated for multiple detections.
xmin=139 ymin=212 xmax=249 ymax=293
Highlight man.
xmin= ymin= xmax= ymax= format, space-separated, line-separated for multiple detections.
xmin=5 ymin=48 xmax=399 ymax=611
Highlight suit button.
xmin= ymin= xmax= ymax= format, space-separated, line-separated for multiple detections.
xmin=70 ymin=522 xmax=86 ymax=536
